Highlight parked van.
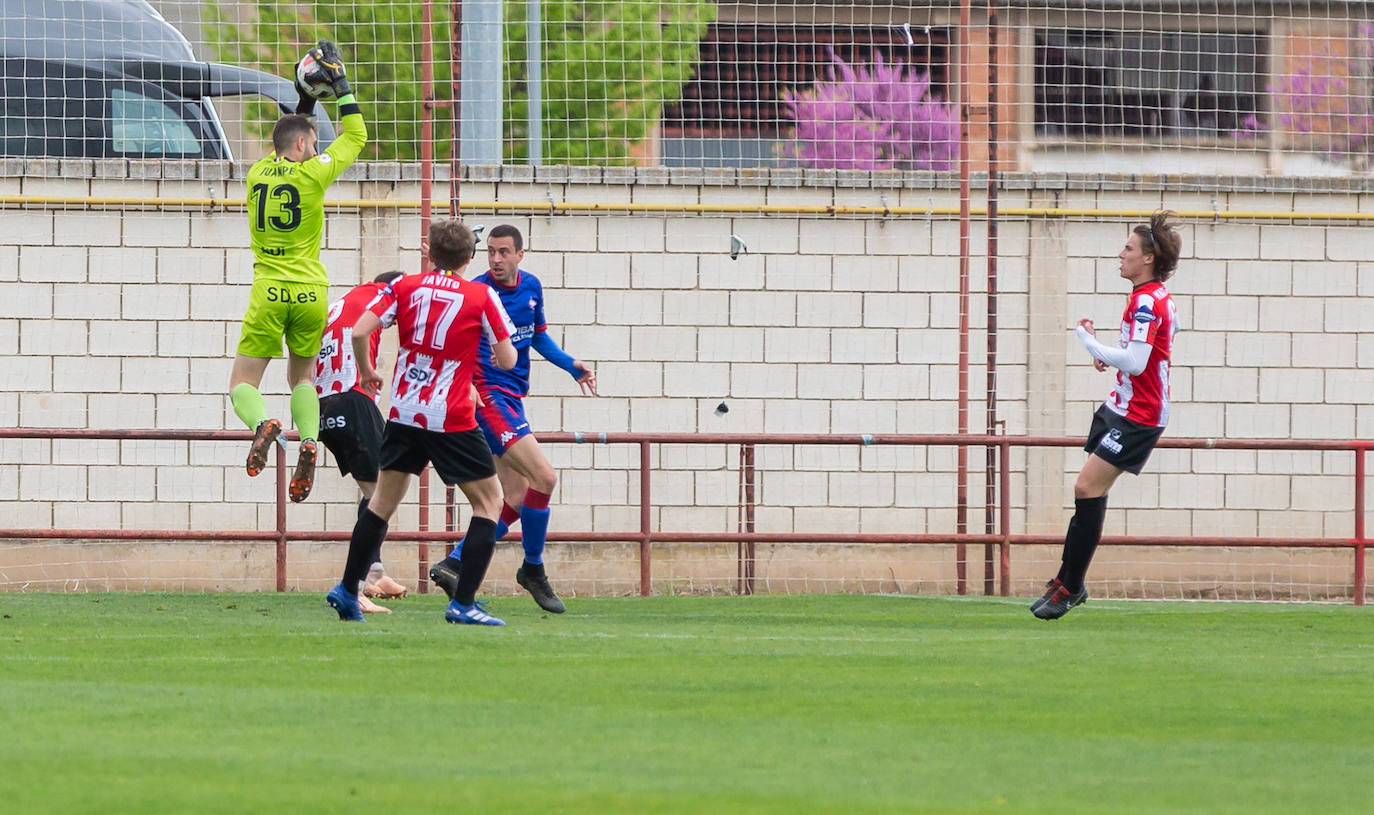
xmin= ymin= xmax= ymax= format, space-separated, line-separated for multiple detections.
xmin=0 ymin=0 xmax=335 ymax=159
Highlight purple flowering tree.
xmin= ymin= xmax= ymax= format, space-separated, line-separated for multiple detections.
xmin=782 ymin=50 xmax=958 ymax=171
xmin=1240 ymin=24 xmax=1374 ymax=168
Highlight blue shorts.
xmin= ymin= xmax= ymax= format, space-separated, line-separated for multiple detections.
xmin=475 ymin=389 xmax=533 ymax=454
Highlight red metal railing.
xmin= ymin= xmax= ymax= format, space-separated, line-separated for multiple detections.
xmin=0 ymin=428 xmax=1368 ymax=604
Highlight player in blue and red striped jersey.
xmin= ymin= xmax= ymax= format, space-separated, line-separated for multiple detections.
xmin=1032 ymin=211 xmax=1182 ymax=620
xmin=428 ymin=224 xmax=596 ymax=615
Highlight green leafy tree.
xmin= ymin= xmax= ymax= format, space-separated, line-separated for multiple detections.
xmin=502 ymin=0 xmax=716 ymax=164
xmin=204 ymin=1 xmax=451 ymax=162
xmin=204 ymin=1 xmax=714 ymax=165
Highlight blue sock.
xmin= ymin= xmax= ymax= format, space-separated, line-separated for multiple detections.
xmin=520 ymin=505 xmax=550 ymax=565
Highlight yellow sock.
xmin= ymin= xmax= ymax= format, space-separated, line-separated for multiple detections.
xmin=230 ymin=384 xmax=268 ymax=430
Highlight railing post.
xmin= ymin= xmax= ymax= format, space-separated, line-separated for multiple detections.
xmin=274 ymin=442 xmax=287 ymax=592
xmin=418 ymin=466 xmax=431 ymax=594
xmin=999 ymin=439 xmax=1011 ymax=596
xmin=983 ymin=433 xmax=996 ymax=596
xmin=955 ymin=441 xmax=967 ymax=594
xmin=737 ymin=443 xmax=756 ymax=596
xmin=1355 ymin=446 xmax=1366 ymax=606
xmin=639 ymin=440 xmax=652 ymax=597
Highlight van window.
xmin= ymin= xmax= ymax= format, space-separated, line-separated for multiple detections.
xmin=1 ymin=72 xmax=101 ymax=156
xmin=112 ymin=88 xmax=200 ymax=155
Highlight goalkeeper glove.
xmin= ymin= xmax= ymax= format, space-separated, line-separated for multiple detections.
xmin=315 ymin=39 xmax=352 ymax=98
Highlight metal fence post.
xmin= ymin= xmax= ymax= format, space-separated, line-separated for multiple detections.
xmin=1355 ymin=446 xmax=1366 ymax=606
xmin=275 ymin=442 xmax=287 ymax=592
xmin=639 ymin=440 xmax=652 ymax=597
xmin=737 ymin=443 xmax=756 ymax=596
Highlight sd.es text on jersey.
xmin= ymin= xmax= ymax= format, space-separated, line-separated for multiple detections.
xmin=266 ymin=286 xmax=319 ymax=304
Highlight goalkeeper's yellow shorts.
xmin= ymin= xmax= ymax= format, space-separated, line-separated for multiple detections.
xmin=235 ymin=278 xmax=330 ymax=359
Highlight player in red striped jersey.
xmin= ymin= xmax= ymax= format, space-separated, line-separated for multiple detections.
xmin=326 ymin=220 xmax=518 ymax=625
xmin=313 ymin=271 xmax=407 ymax=612
xmin=1033 ymin=211 xmax=1182 ymax=620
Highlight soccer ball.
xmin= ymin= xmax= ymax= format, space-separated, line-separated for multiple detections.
xmin=295 ymin=51 xmax=334 ymax=99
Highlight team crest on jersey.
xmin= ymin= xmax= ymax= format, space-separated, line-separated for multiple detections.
xmin=529 ymin=298 xmax=537 ymax=310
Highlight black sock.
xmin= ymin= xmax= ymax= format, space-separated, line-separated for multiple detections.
xmin=356 ymin=498 xmax=384 ymax=565
xmin=521 ymin=560 xmax=545 ymax=578
xmin=1054 ymin=515 xmax=1078 ymax=584
xmin=1063 ymin=496 xmax=1107 ymax=593
xmin=342 ymin=509 xmax=388 ymax=591
xmin=454 ymin=517 xmax=498 ymax=606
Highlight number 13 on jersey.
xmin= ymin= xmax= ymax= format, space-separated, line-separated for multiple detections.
xmin=249 ymin=182 xmax=303 ymax=232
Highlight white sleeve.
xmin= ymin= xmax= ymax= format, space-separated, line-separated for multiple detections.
xmin=377 ymin=299 xmax=398 ymax=329
xmin=1076 ymin=325 xmax=1152 ymax=375
xmin=480 ymin=292 xmax=516 ymax=346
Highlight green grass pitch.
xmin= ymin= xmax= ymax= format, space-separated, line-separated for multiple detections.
xmin=1 ymin=592 xmax=1370 ymax=814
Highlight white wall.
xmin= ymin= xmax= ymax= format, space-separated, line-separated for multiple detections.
xmin=2 ymin=160 xmax=1371 ymax=596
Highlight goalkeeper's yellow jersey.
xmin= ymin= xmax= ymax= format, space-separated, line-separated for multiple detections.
xmin=246 ymin=102 xmax=367 ymax=286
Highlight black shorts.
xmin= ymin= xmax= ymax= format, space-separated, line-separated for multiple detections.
xmin=377 ymin=421 xmax=497 ymax=486
xmin=1084 ymin=404 xmax=1165 ymax=475
xmin=318 ymin=390 xmax=385 ymax=482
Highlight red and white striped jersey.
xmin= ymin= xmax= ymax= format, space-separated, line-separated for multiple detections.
xmin=313 ymin=282 xmax=388 ymax=399
xmin=368 ymin=271 xmax=514 ymax=432
xmin=1105 ymin=280 xmax=1177 ymax=427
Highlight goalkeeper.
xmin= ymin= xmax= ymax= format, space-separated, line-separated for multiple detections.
xmin=228 ymin=40 xmax=366 ymax=504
